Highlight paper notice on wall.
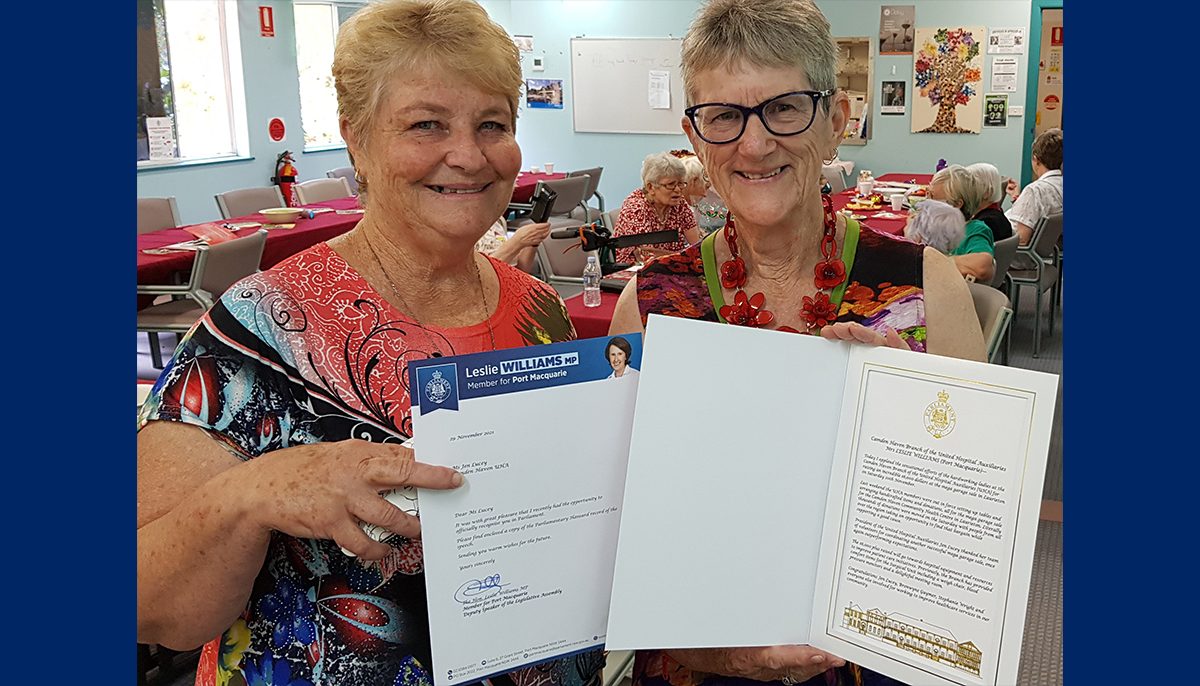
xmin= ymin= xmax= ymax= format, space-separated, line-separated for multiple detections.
xmin=649 ymin=70 xmax=671 ymax=110
xmin=990 ymin=57 xmax=1019 ymax=93
xmin=987 ymin=27 xmax=1026 ymax=54
xmin=146 ymin=116 xmax=177 ymax=160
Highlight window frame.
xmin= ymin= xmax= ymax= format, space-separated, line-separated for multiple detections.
xmin=294 ymin=1 xmax=365 ymax=152
xmin=137 ymin=0 xmax=250 ymax=170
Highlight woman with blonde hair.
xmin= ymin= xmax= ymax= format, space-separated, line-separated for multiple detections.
xmin=613 ymin=151 xmax=702 ymax=264
xmin=610 ymin=3 xmax=983 ymax=681
xmin=136 ymin=2 xmax=592 ymax=685
xmin=928 ymin=163 xmax=997 ymax=283
xmin=965 ymin=161 xmax=1014 ymax=242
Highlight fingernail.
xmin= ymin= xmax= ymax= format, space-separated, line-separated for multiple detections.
xmin=811 ymin=655 xmax=825 ymax=663
xmin=451 ymin=472 xmax=464 ymax=487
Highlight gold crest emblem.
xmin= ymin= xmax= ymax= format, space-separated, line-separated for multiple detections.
xmin=923 ymin=390 xmax=957 ymax=439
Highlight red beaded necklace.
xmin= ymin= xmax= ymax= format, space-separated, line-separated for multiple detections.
xmin=717 ymin=193 xmax=846 ymax=333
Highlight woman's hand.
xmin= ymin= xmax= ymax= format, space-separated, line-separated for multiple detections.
xmin=242 ymin=439 xmax=463 ymax=560
xmin=1004 ymin=178 xmax=1020 ymax=202
xmin=819 ymin=322 xmax=908 ymax=350
xmin=511 ymin=221 xmax=551 ymax=248
xmin=668 ymin=645 xmax=846 ymax=683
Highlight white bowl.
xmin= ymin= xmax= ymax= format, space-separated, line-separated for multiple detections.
xmin=261 ymin=207 xmax=304 ymax=222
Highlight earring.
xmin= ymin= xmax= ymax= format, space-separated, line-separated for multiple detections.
xmin=822 ymin=149 xmax=839 ymax=165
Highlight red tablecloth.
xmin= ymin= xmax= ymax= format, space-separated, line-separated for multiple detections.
xmin=830 ymin=172 xmax=933 ymax=236
xmin=511 ymin=172 xmax=568 ymax=203
xmin=137 ymin=196 xmax=364 ymax=296
xmin=563 ymin=291 xmax=620 ymax=340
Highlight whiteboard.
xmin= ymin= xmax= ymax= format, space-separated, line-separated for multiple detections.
xmin=570 ymin=37 xmax=687 ymax=135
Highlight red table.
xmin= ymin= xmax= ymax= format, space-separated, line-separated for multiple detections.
xmin=137 ymin=196 xmax=364 ymax=297
xmin=563 ymin=290 xmax=620 ymax=340
xmin=511 ymin=171 xmax=568 ymax=203
xmin=830 ymin=172 xmax=933 ymax=236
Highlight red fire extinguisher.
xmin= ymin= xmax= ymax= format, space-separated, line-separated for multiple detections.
xmin=272 ymin=150 xmax=298 ymax=207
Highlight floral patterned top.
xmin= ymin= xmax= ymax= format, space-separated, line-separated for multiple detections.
xmin=613 ymin=188 xmax=699 ymax=264
xmin=636 ymin=220 xmax=928 ymax=353
xmin=139 ymin=243 xmax=601 ymax=686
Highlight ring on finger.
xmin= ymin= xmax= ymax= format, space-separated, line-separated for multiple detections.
xmin=781 ymin=676 xmax=799 ymax=686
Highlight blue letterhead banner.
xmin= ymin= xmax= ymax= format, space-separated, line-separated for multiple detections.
xmin=409 ymin=333 xmax=643 ymax=414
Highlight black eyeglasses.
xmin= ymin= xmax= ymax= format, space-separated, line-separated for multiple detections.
xmin=685 ymin=89 xmax=835 ymax=144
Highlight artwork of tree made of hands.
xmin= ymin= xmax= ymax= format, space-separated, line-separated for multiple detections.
xmin=912 ymin=26 xmax=985 ymax=134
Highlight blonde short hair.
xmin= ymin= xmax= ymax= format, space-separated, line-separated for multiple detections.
xmin=681 ymin=0 xmax=837 ymax=107
xmin=641 ymin=152 xmax=688 ymax=190
xmin=967 ymin=162 xmax=1004 ymax=205
xmin=930 ymin=164 xmax=990 ymax=220
xmin=333 ymin=0 xmax=521 ymax=153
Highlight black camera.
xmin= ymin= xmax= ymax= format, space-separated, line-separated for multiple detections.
xmin=528 ymin=184 xmax=558 ymax=224
xmin=549 ymin=222 xmax=679 ymax=275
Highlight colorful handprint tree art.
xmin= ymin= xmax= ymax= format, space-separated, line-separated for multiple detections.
xmin=912 ymin=26 xmax=985 ymax=134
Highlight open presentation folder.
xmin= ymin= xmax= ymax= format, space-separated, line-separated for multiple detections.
xmin=606 ymin=315 xmax=1059 ymax=686
xmin=409 ymin=335 xmax=643 ymax=686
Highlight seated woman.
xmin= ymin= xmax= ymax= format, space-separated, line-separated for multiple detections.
xmin=928 ymin=163 xmax=995 ymax=283
xmin=904 ymin=199 xmax=966 ymax=255
xmin=966 ymin=162 xmax=1014 ymax=242
xmin=475 ymin=216 xmax=550 ymax=274
xmin=613 ymin=151 xmax=701 ymax=264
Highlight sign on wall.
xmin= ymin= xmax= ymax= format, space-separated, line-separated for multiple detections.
xmin=259 ymin=6 xmax=275 ymax=37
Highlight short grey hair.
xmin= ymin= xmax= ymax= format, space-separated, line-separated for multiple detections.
xmin=967 ymin=162 xmax=1003 ymax=205
xmin=679 ymin=155 xmax=706 ymax=183
xmin=681 ymin=0 xmax=837 ymax=108
xmin=906 ymin=199 xmax=965 ymax=254
xmin=641 ymin=152 xmax=688 ymax=189
xmin=930 ymin=164 xmax=990 ymax=220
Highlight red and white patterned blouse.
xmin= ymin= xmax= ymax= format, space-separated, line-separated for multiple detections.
xmin=613 ymin=188 xmax=699 ymax=263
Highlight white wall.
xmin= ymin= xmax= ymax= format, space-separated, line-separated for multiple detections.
xmin=138 ymin=0 xmax=1033 ymax=224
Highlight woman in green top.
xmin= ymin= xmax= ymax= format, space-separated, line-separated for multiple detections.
xmin=928 ymin=163 xmax=995 ymax=283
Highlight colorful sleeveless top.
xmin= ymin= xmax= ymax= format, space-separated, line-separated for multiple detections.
xmin=139 ymin=243 xmax=601 ymax=686
xmin=632 ymin=221 xmax=925 ymax=686
xmin=636 ymin=220 xmax=928 ymax=352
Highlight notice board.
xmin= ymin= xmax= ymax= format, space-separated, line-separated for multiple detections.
xmin=570 ymin=37 xmax=686 ymax=135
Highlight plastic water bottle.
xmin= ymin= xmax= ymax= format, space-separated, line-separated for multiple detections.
xmin=582 ymin=254 xmax=602 ymax=307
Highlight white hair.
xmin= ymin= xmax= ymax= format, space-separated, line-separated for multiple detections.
xmin=641 ymin=152 xmax=687 ymax=189
xmin=967 ymin=162 xmax=1004 ymax=205
xmin=905 ymin=199 xmax=966 ymax=254
xmin=679 ymin=155 xmax=706 ymax=183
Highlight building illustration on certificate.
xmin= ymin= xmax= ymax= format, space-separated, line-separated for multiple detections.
xmin=842 ymin=604 xmax=982 ymax=676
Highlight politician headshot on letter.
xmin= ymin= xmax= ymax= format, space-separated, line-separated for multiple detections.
xmin=606 ymin=336 xmax=638 ymax=379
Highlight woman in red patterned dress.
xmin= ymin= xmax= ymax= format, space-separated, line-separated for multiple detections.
xmin=613 ymin=151 xmax=702 ymax=265
xmin=136 ymin=3 xmax=600 ymax=686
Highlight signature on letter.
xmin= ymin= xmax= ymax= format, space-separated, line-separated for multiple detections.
xmin=455 ymin=573 xmax=507 ymax=603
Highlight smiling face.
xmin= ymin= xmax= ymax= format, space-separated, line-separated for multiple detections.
xmin=343 ymin=63 xmax=521 ymax=245
xmin=608 ymin=346 xmax=628 ymax=373
xmin=682 ymin=62 xmax=848 ymax=230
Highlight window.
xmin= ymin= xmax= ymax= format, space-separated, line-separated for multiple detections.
xmin=136 ymin=0 xmax=248 ymax=165
xmin=295 ymin=2 xmax=361 ymax=149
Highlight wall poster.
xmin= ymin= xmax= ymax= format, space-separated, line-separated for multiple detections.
xmin=983 ymin=93 xmax=1008 ymax=128
xmin=912 ymin=26 xmax=985 ymax=134
xmin=881 ymin=81 xmax=907 ymax=115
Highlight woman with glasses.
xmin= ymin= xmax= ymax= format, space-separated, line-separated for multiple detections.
xmin=609 ymin=2 xmax=984 ymax=683
xmin=612 ymin=151 xmax=702 ymax=264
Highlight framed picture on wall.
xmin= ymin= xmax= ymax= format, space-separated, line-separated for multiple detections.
xmin=881 ymin=81 xmax=906 ymax=115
